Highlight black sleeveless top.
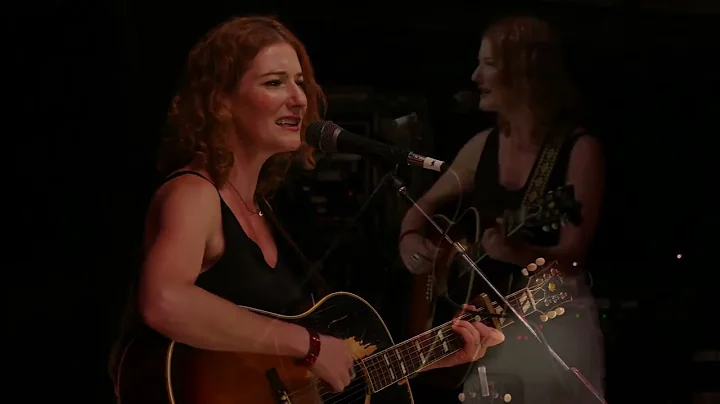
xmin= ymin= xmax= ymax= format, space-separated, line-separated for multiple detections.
xmin=470 ymin=128 xmax=585 ymax=294
xmin=168 ymin=170 xmax=312 ymax=313
xmin=109 ymin=171 xmax=315 ymax=381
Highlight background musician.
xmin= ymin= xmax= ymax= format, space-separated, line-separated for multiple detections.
xmin=399 ymin=15 xmax=606 ymax=404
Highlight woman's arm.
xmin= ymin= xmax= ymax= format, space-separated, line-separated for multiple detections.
xmin=400 ymin=129 xmax=491 ymax=234
xmin=137 ymin=176 xmax=308 ymax=358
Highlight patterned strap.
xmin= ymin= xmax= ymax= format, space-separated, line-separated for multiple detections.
xmin=520 ymin=133 xmax=567 ymax=208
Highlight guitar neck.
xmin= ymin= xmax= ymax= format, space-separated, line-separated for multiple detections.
xmin=361 ymin=289 xmax=531 ymax=393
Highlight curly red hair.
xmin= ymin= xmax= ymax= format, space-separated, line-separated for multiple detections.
xmin=159 ymin=16 xmax=326 ymax=196
xmin=484 ymin=16 xmax=582 ymax=136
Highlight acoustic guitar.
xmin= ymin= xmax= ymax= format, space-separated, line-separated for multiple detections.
xmin=407 ymin=185 xmax=581 ymax=389
xmin=115 ymin=261 xmax=572 ymax=404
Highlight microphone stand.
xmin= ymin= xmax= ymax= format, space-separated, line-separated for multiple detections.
xmin=387 ymin=173 xmax=607 ymax=404
xmin=311 ymin=172 xmax=395 ymax=277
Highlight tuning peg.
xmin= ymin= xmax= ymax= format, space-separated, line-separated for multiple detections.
xmin=458 ymin=393 xmax=465 ymax=402
xmin=527 ymin=263 xmax=538 ymax=272
xmin=535 ymin=257 xmax=546 ymax=266
xmin=555 ymin=307 xmax=565 ymax=316
xmin=551 ymin=223 xmax=559 ymax=230
xmin=521 ymin=268 xmax=529 ymax=276
xmin=504 ymin=393 xmax=513 ymax=403
xmin=539 ymin=314 xmax=549 ymax=322
xmin=542 ymin=225 xmax=550 ymax=232
xmin=547 ymin=310 xmax=557 ymax=319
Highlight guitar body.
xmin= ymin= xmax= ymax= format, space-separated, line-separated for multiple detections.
xmin=407 ymin=212 xmax=487 ymax=390
xmin=407 ymin=212 xmax=472 ymax=342
xmin=116 ymin=292 xmax=414 ymax=404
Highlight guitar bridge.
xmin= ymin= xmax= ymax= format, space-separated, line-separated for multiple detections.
xmin=266 ymin=368 xmax=292 ymax=403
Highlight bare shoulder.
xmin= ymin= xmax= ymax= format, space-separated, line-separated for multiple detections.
xmin=466 ymin=127 xmax=493 ymax=149
xmin=566 ymin=129 xmax=605 ymax=191
xmin=149 ymin=172 xmax=222 ymax=230
xmin=568 ymin=128 xmax=604 ymax=162
xmin=477 ymin=127 xmax=494 ymax=139
xmin=453 ymin=127 xmax=494 ymax=168
xmin=139 ymin=173 xmax=223 ymax=311
xmin=417 ymin=128 xmax=496 ymax=203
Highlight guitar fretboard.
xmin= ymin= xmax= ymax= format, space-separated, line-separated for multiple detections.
xmin=361 ymin=290 xmax=532 ymax=393
xmin=361 ymin=316 xmax=468 ymax=392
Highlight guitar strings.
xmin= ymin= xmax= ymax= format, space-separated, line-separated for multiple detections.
xmin=286 ymin=312 xmax=475 ymax=399
xmin=313 ymin=295 xmax=537 ymax=404
xmin=287 ymin=303 xmax=529 ymax=402
xmin=308 ymin=290 xmax=526 ymax=392
xmin=348 ymin=290 xmax=528 ymax=390
xmin=291 ymin=326 xmax=482 ymax=403
xmin=284 ymin=361 xmax=368 ymax=403
xmin=358 ymin=311 xmax=491 ymax=387
xmin=291 ymin=292 xmax=530 ymax=400
xmin=289 ymin=314 xmax=512 ymax=404
xmin=284 ymin=273 xmax=533 ymax=401
xmin=360 ymin=265 xmax=556 ymax=388
xmin=292 ymin=321 xmax=472 ymax=402
xmin=286 ymin=333 xmax=465 ymax=403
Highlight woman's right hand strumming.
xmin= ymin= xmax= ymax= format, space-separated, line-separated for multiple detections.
xmin=399 ymin=230 xmax=439 ymax=275
xmin=308 ymin=334 xmax=356 ymax=392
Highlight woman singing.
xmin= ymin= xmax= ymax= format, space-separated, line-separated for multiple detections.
xmin=109 ymin=16 xmax=503 ymax=403
xmin=400 ymin=16 xmax=606 ymax=404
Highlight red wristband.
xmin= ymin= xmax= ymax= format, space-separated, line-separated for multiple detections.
xmin=296 ymin=329 xmax=321 ymax=367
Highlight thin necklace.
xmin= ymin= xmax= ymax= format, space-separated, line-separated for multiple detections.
xmin=228 ymin=181 xmax=263 ymax=217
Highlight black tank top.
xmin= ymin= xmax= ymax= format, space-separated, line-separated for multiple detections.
xmin=470 ymin=128 xmax=585 ymax=294
xmin=167 ymin=170 xmax=312 ymax=313
xmin=108 ymin=171 xmax=315 ymax=381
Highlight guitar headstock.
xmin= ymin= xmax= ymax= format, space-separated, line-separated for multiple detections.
xmin=521 ymin=258 xmax=573 ymax=323
xmin=512 ymin=185 xmax=582 ymax=234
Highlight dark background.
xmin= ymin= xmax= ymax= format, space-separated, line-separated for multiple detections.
xmin=6 ymin=0 xmax=719 ymax=403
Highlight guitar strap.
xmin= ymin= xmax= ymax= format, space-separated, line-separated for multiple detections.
xmin=495 ymin=130 xmax=568 ymax=323
xmin=458 ymin=131 xmax=569 ymax=329
xmin=520 ymin=132 xmax=567 ymax=208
